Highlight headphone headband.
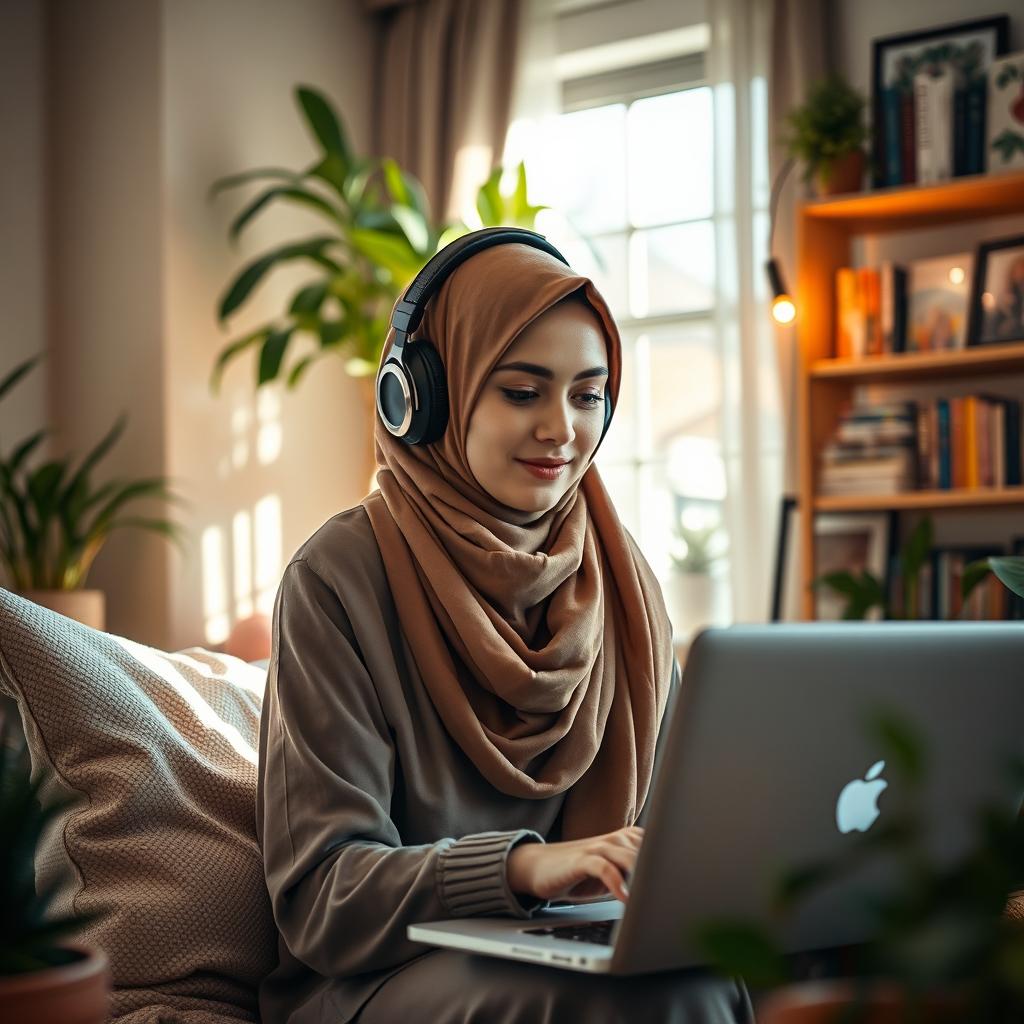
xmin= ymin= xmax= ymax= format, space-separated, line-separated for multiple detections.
xmin=386 ymin=227 xmax=571 ymax=359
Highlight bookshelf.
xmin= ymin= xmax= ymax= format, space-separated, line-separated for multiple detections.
xmin=796 ymin=168 xmax=1024 ymax=619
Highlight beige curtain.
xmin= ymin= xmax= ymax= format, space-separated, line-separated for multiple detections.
xmin=367 ymin=0 xmax=523 ymax=225
xmin=768 ymin=0 xmax=834 ymax=494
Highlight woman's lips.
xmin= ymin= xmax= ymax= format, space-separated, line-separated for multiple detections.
xmin=516 ymin=460 xmax=569 ymax=480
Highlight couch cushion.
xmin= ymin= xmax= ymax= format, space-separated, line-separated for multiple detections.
xmin=0 ymin=588 xmax=278 ymax=1023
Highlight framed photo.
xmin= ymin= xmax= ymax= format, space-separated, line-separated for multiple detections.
xmin=988 ymin=51 xmax=1024 ymax=172
xmin=771 ymin=499 xmax=894 ymax=622
xmin=906 ymin=251 xmax=973 ymax=351
xmin=967 ymin=234 xmax=1024 ymax=346
xmin=871 ymin=16 xmax=1010 ymax=187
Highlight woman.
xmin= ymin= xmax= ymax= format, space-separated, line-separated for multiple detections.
xmin=255 ymin=236 xmax=752 ymax=1023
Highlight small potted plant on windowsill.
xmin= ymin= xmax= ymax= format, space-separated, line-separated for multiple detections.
xmin=0 ymin=717 xmax=110 ymax=1023
xmin=666 ymin=509 xmax=728 ymax=638
xmin=783 ymin=74 xmax=869 ymax=197
xmin=0 ymin=354 xmax=186 ymax=630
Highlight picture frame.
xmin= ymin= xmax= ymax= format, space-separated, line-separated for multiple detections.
xmin=771 ymin=499 xmax=894 ymax=622
xmin=870 ymin=16 xmax=1010 ymax=188
xmin=906 ymin=251 xmax=973 ymax=351
xmin=966 ymin=234 xmax=1024 ymax=346
xmin=987 ymin=51 xmax=1024 ymax=172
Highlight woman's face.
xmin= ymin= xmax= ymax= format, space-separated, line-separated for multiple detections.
xmin=466 ymin=295 xmax=610 ymax=514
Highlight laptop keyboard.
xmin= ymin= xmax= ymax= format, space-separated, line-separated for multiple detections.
xmin=522 ymin=919 xmax=617 ymax=946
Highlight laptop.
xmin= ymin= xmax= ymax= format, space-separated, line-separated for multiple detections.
xmin=408 ymin=622 xmax=1024 ymax=974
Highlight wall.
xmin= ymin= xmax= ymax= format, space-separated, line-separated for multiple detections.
xmin=162 ymin=0 xmax=376 ymax=649
xmin=2 ymin=0 xmax=376 ymax=650
xmin=0 ymin=2 xmax=47 ymax=453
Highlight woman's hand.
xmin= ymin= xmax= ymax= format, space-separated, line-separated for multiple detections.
xmin=506 ymin=825 xmax=643 ymax=904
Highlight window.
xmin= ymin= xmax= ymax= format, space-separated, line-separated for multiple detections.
xmin=504 ymin=40 xmax=735 ymax=634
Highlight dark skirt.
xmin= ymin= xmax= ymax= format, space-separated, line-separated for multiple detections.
xmin=353 ymin=950 xmax=753 ymax=1024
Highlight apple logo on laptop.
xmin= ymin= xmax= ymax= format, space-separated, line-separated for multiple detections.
xmin=835 ymin=760 xmax=888 ymax=834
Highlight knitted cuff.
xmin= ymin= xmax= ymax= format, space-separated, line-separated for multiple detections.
xmin=437 ymin=829 xmax=546 ymax=919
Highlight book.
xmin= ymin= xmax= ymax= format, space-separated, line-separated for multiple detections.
xmin=879 ymin=261 xmax=908 ymax=353
xmin=914 ymin=67 xmax=953 ymax=183
xmin=883 ymin=86 xmax=903 ymax=186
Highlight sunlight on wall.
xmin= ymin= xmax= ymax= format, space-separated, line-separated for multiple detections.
xmin=257 ymin=387 xmax=282 ymax=465
xmin=254 ymin=494 xmax=283 ymax=616
xmin=232 ymin=510 xmax=253 ymax=619
xmin=201 ymin=525 xmax=230 ymax=645
xmin=455 ymin=143 xmax=493 ymax=229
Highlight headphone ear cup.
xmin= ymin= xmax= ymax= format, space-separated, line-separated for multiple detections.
xmin=403 ymin=340 xmax=449 ymax=445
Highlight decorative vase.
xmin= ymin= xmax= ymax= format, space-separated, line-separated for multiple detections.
xmin=756 ymin=980 xmax=961 ymax=1024
xmin=815 ymin=149 xmax=866 ymax=197
xmin=0 ymin=943 xmax=110 ymax=1024
xmin=18 ymin=590 xmax=105 ymax=631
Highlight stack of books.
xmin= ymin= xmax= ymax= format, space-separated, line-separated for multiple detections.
xmin=915 ymin=395 xmax=1022 ymax=490
xmin=879 ymin=66 xmax=987 ymax=187
xmin=835 ymin=263 xmax=908 ymax=358
xmin=819 ymin=401 xmax=918 ymax=496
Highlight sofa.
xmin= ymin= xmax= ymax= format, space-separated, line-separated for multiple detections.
xmin=0 ymin=588 xmax=278 ymax=1023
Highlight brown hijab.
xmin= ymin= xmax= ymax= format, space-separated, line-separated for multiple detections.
xmin=362 ymin=242 xmax=674 ymax=840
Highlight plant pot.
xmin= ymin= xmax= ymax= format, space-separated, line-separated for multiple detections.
xmin=815 ymin=149 xmax=866 ymax=197
xmin=756 ymin=979 xmax=961 ymax=1024
xmin=0 ymin=943 xmax=110 ymax=1024
xmin=18 ymin=590 xmax=105 ymax=631
xmin=666 ymin=571 xmax=716 ymax=636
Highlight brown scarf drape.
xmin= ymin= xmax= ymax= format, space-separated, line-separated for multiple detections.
xmin=362 ymin=243 xmax=674 ymax=840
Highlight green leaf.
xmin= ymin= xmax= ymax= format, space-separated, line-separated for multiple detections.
xmin=390 ymin=205 xmax=431 ymax=255
xmin=207 ymin=167 xmax=299 ymax=200
xmin=296 ymin=86 xmax=351 ymax=166
xmin=289 ymin=282 xmax=330 ymax=316
xmin=961 ymin=558 xmax=992 ymax=602
xmin=57 ymin=415 xmax=127 ymax=515
xmin=476 ymin=167 xmax=504 ymax=225
xmin=286 ymin=354 xmax=318 ymax=389
xmin=6 ymin=429 xmax=49 ymax=475
xmin=347 ymin=228 xmax=423 ymax=287
xmin=210 ymin=328 xmax=271 ymax=393
xmin=217 ymin=236 xmax=342 ymax=321
xmin=901 ymin=517 xmax=933 ymax=579
xmin=0 ymin=354 xmax=43 ymax=403
xmin=257 ymin=327 xmax=294 ymax=386
xmin=228 ymin=185 xmax=345 ymax=241
xmin=309 ymin=154 xmax=349 ymax=198
xmin=988 ymin=555 xmax=1024 ymax=601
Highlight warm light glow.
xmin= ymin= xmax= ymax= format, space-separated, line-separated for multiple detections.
xmin=948 ymin=265 xmax=965 ymax=286
xmin=256 ymin=388 xmax=282 ymax=465
xmin=982 ymin=291 xmax=996 ymax=310
xmin=254 ymin=494 xmax=283 ymax=616
xmin=201 ymin=525 xmax=230 ymax=645
xmin=771 ymin=295 xmax=796 ymax=324
xmin=232 ymin=511 xmax=253 ymax=619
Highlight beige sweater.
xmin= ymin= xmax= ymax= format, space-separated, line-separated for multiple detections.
xmin=255 ymin=505 xmax=679 ymax=1024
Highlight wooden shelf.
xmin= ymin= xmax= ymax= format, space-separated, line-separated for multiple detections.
xmin=795 ymin=170 xmax=1024 ymax=618
xmin=810 ymin=342 xmax=1024 ymax=383
xmin=813 ymin=487 xmax=1024 ymax=513
xmin=802 ymin=169 xmax=1024 ymax=232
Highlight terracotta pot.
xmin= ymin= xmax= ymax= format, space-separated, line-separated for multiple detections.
xmin=757 ymin=980 xmax=961 ymax=1024
xmin=815 ymin=149 xmax=866 ymax=197
xmin=18 ymin=589 xmax=105 ymax=631
xmin=0 ymin=943 xmax=110 ymax=1024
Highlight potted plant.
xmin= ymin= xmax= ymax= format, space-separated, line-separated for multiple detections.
xmin=666 ymin=508 xmax=727 ymax=636
xmin=0 ymin=354 xmax=186 ymax=630
xmin=0 ymin=716 xmax=109 ymax=1023
xmin=210 ymin=85 xmax=551 ymax=481
xmin=783 ymin=74 xmax=869 ymax=197
xmin=694 ymin=712 xmax=1024 ymax=1022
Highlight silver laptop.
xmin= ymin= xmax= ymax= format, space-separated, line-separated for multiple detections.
xmin=408 ymin=622 xmax=1024 ymax=974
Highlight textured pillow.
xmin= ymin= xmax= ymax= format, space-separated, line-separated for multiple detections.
xmin=0 ymin=588 xmax=278 ymax=1023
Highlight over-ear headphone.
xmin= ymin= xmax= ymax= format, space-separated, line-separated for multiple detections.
xmin=375 ymin=225 xmax=615 ymax=446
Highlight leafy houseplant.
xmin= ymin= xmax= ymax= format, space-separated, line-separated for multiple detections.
xmin=783 ymin=74 xmax=869 ymax=196
xmin=0 ymin=355 xmax=185 ymax=629
xmin=210 ymin=84 xmax=548 ymax=397
xmin=667 ymin=511 xmax=727 ymax=635
xmin=0 ymin=716 xmax=109 ymax=1020
xmin=695 ymin=712 xmax=1024 ymax=1022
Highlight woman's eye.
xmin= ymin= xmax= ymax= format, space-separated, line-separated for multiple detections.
xmin=501 ymin=388 xmax=536 ymax=403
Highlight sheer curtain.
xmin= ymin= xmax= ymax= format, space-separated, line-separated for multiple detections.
xmin=505 ymin=0 xmax=784 ymax=625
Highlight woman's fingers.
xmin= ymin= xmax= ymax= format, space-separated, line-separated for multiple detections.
xmin=582 ymin=853 xmax=629 ymax=902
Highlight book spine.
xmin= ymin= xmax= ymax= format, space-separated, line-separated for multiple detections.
xmin=966 ymin=77 xmax=986 ymax=174
xmin=951 ymin=396 xmax=966 ymax=488
xmin=835 ymin=267 xmax=855 ymax=358
xmin=964 ymin=395 xmax=979 ymax=488
xmin=884 ymin=87 xmax=903 ymax=186
xmin=937 ymin=398 xmax=951 ymax=489
xmin=893 ymin=265 xmax=908 ymax=353
xmin=880 ymin=261 xmax=894 ymax=354
xmin=914 ymin=73 xmax=934 ymax=183
xmin=864 ymin=267 xmax=882 ymax=356
xmin=900 ymin=89 xmax=916 ymax=184
xmin=952 ymin=79 xmax=967 ymax=177
xmin=916 ymin=401 xmax=931 ymax=488
xmin=1007 ymin=400 xmax=1022 ymax=487
xmin=994 ymin=402 xmax=1006 ymax=488
xmin=978 ymin=398 xmax=992 ymax=487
